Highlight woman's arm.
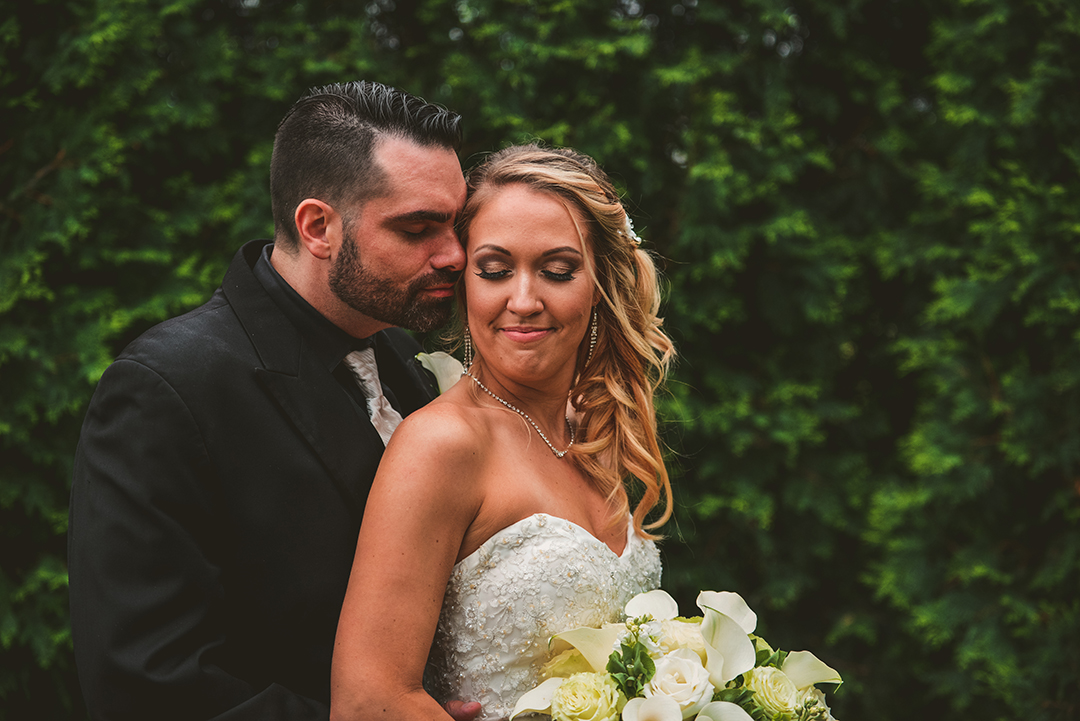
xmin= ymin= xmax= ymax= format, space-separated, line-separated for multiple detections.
xmin=330 ymin=405 xmax=483 ymax=721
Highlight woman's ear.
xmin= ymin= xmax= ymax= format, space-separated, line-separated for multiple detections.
xmin=294 ymin=199 xmax=342 ymax=260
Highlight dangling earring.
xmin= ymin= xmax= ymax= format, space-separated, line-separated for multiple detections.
xmin=585 ymin=309 xmax=598 ymax=367
xmin=463 ymin=326 xmax=474 ymax=370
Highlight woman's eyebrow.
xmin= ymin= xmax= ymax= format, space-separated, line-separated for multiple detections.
xmin=471 ymin=245 xmax=583 ymax=257
xmin=472 ymin=243 xmax=511 ymax=255
xmin=541 ymin=246 xmax=583 ymax=257
xmin=473 ymin=245 xmax=587 ymax=262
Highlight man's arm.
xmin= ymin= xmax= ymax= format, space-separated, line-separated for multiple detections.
xmin=68 ymin=359 xmax=327 ymax=721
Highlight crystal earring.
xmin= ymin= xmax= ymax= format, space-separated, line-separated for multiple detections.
xmin=463 ymin=325 xmax=473 ymax=370
xmin=585 ymin=309 xmax=598 ymax=367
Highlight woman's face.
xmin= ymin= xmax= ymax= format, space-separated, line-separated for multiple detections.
xmin=464 ymin=183 xmax=596 ymax=388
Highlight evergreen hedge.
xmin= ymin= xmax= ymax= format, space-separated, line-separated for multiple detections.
xmin=2 ymin=1 xmax=1077 ymax=719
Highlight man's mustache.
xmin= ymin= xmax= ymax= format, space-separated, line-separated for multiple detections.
xmin=415 ymin=269 xmax=461 ymax=291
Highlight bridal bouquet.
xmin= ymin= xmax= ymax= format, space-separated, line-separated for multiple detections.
xmin=510 ymin=590 xmax=842 ymax=721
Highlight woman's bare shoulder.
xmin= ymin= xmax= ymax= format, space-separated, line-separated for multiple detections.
xmin=390 ymin=389 xmax=483 ymax=450
xmin=362 ymin=389 xmax=489 ymax=546
xmin=378 ymin=386 xmax=491 ymax=493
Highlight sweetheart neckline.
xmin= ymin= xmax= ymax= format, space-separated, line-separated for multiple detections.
xmin=454 ymin=512 xmax=635 ymax=569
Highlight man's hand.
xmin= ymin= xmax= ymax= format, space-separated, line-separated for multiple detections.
xmin=444 ymin=700 xmax=482 ymax=721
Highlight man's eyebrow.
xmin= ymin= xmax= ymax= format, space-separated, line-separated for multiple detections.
xmin=386 ymin=210 xmax=455 ymax=224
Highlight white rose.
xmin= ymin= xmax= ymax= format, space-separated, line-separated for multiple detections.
xmin=644 ymin=649 xmax=715 ymax=719
xmin=658 ymin=619 xmax=707 ymax=663
xmin=743 ymin=666 xmax=799 ymax=717
xmin=549 ymin=672 xmax=624 ymax=721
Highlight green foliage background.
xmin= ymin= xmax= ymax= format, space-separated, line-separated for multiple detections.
xmin=2 ymin=0 xmax=1078 ymax=718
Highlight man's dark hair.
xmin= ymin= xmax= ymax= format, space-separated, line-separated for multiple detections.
xmin=270 ymin=80 xmax=463 ymax=249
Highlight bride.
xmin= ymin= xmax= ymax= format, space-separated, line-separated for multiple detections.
xmin=330 ymin=144 xmax=675 ymax=721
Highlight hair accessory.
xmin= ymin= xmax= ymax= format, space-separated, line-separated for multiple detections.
xmin=620 ymin=214 xmax=643 ymax=246
xmin=465 ymin=372 xmax=575 ymax=458
xmin=463 ymin=326 xmax=474 ymax=370
xmin=586 ymin=309 xmax=598 ymax=367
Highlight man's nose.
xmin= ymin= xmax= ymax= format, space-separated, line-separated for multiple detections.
xmin=432 ymin=229 xmax=466 ymax=272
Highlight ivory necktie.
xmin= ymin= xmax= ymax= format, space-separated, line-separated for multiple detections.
xmin=342 ymin=347 xmax=403 ymax=446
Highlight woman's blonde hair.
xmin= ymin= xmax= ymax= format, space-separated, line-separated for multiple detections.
xmin=455 ymin=144 xmax=675 ymax=537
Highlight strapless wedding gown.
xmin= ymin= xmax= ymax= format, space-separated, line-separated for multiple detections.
xmin=424 ymin=513 xmax=662 ymax=721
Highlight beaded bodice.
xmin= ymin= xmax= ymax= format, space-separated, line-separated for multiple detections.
xmin=424 ymin=513 xmax=661 ymax=721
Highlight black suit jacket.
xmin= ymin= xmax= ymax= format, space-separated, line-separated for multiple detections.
xmin=68 ymin=240 xmax=439 ymax=720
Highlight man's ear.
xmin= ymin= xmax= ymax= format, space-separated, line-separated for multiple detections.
xmin=294 ymin=199 xmax=342 ymax=260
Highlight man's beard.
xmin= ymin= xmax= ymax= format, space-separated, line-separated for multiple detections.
xmin=328 ymin=231 xmax=459 ymax=333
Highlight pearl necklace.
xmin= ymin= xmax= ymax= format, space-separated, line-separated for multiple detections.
xmin=464 ymin=371 xmax=574 ymax=458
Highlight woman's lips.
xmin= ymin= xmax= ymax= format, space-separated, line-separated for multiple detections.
xmin=500 ymin=326 xmax=553 ymax=343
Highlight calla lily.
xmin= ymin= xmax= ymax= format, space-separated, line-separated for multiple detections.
xmin=699 ymin=607 xmax=756 ymax=688
xmin=694 ymin=701 xmax=756 ymax=721
xmin=625 ymin=589 xmax=680 ymax=621
xmin=696 ymin=591 xmax=757 ymax=635
xmin=416 ymin=352 xmax=463 ymax=393
xmin=622 ymin=695 xmax=683 ymax=721
xmin=781 ymin=650 xmax=843 ymax=690
xmin=509 ymin=676 xmax=565 ymax=719
xmin=622 ymin=696 xmax=756 ymax=721
xmin=541 ymin=648 xmax=594 ymax=678
xmin=554 ymin=625 xmax=625 ymax=673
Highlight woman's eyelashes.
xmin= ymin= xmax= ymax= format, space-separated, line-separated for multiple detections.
xmin=541 ymin=269 xmax=576 ymax=282
xmin=474 ymin=262 xmax=579 ymax=282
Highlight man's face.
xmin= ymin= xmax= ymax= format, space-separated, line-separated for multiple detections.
xmin=328 ymin=137 xmax=467 ymax=332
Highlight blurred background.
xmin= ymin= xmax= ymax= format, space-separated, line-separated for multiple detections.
xmin=2 ymin=0 xmax=1078 ymax=718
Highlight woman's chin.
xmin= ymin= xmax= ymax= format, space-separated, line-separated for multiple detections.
xmin=486 ymin=354 xmax=575 ymax=387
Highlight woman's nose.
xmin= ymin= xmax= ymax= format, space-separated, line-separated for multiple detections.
xmin=506 ymin=277 xmax=543 ymax=316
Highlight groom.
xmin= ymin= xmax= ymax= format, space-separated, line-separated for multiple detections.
xmin=68 ymin=81 xmax=479 ymax=720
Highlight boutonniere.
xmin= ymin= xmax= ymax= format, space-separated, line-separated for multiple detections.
xmin=416 ymin=352 xmax=464 ymax=394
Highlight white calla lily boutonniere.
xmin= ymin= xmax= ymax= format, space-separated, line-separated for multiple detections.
xmin=511 ymin=588 xmax=842 ymax=721
xmin=416 ymin=352 xmax=464 ymax=394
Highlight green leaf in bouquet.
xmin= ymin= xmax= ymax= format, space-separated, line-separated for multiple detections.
xmin=763 ymin=649 xmax=789 ymax=670
xmin=755 ymin=646 xmax=772 ymax=667
xmin=714 ymin=685 xmax=754 ymax=706
xmin=605 ymin=640 xmax=656 ymax=698
xmin=752 ymin=705 xmax=773 ymax=721
xmin=713 ymin=684 xmax=774 ymax=721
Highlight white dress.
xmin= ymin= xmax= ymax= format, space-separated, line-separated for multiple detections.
xmin=424 ymin=513 xmax=662 ymax=721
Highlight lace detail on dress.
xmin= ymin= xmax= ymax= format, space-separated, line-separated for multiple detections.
xmin=424 ymin=513 xmax=662 ymax=721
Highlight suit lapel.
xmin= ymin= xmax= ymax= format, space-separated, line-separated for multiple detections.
xmin=254 ymin=363 xmax=383 ymax=519
xmin=375 ymin=329 xmax=440 ymax=415
xmin=221 ymin=241 xmax=382 ymax=520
